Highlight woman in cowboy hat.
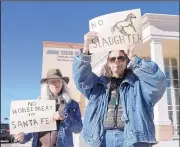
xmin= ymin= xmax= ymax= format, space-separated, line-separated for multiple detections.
xmin=15 ymin=69 xmax=83 ymax=147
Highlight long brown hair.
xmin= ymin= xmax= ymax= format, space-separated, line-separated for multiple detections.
xmin=101 ymin=50 xmax=129 ymax=78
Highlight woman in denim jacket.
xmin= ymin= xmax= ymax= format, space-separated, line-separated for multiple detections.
xmin=15 ymin=69 xmax=83 ymax=147
xmin=72 ymin=31 xmax=166 ymax=147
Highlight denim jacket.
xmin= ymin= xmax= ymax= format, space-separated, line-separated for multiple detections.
xmin=21 ymin=100 xmax=83 ymax=147
xmin=72 ymin=52 xmax=166 ymax=147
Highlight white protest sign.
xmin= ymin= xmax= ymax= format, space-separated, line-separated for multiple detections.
xmin=89 ymin=9 xmax=142 ymax=53
xmin=10 ymin=100 xmax=56 ymax=134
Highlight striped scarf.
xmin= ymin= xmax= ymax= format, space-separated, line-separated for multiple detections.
xmin=38 ymin=99 xmax=65 ymax=147
xmin=39 ymin=131 xmax=58 ymax=147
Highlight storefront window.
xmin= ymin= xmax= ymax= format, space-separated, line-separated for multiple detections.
xmin=177 ymin=126 xmax=179 ymax=135
xmin=166 ymin=80 xmax=171 ymax=87
xmin=164 ymin=58 xmax=179 ymax=138
xmin=168 ymin=111 xmax=173 ymax=123
xmin=171 ymin=58 xmax=177 ymax=66
xmin=167 ymin=89 xmax=172 ymax=105
xmin=176 ymin=111 xmax=179 ymax=125
xmin=165 ymin=67 xmax=170 ymax=79
xmin=164 ymin=59 xmax=169 ymax=66
xmin=174 ymin=89 xmax=180 ymax=105
xmin=173 ymin=80 xmax=179 ymax=88
xmin=176 ymin=106 xmax=179 ymax=110
xmin=172 ymin=67 xmax=178 ymax=79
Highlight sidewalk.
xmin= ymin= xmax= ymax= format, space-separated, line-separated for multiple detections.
xmin=76 ymin=133 xmax=179 ymax=147
xmin=17 ymin=140 xmax=179 ymax=147
xmin=153 ymin=141 xmax=179 ymax=147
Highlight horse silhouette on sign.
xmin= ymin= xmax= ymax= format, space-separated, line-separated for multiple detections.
xmin=111 ymin=13 xmax=137 ymax=36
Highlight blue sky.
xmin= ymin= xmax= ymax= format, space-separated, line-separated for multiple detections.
xmin=1 ymin=1 xmax=179 ymax=122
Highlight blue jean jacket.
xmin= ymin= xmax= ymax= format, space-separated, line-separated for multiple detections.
xmin=72 ymin=52 xmax=166 ymax=147
xmin=21 ymin=100 xmax=83 ymax=147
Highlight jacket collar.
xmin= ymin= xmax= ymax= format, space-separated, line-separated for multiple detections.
xmin=99 ymin=69 xmax=136 ymax=88
xmin=121 ymin=70 xmax=136 ymax=86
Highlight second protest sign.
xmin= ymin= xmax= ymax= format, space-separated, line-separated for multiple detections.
xmin=10 ymin=100 xmax=56 ymax=134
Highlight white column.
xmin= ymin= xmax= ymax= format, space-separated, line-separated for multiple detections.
xmin=150 ymin=39 xmax=171 ymax=125
xmin=73 ymin=133 xmax=80 ymax=147
xmin=73 ymin=118 xmax=89 ymax=147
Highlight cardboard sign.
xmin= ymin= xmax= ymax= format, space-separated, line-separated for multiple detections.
xmin=10 ymin=100 xmax=56 ymax=134
xmin=89 ymin=9 xmax=142 ymax=53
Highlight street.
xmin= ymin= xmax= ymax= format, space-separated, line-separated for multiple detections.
xmin=1 ymin=142 xmax=17 ymax=147
xmin=1 ymin=141 xmax=31 ymax=147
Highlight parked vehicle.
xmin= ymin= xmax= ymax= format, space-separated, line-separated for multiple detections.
xmin=1 ymin=123 xmax=14 ymax=143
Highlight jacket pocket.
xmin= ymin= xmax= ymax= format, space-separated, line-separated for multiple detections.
xmin=132 ymin=86 xmax=137 ymax=111
xmin=130 ymin=110 xmax=141 ymax=133
xmin=129 ymin=89 xmax=141 ymax=133
xmin=82 ymin=129 xmax=93 ymax=143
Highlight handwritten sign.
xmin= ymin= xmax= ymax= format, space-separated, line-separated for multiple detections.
xmin=10 ymin=100 xmax=56 ymax=134
xmin=89 ymin=9 xmax=142 ymax=53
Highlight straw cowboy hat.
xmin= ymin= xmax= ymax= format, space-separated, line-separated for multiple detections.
xmin=40 ymin=69 xmax=69 ymax=84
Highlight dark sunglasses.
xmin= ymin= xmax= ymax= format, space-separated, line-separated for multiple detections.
xmin=108 ymin=56 xmax=127 ymax=63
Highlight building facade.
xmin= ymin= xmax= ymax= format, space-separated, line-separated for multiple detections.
xmin=42 ymin=13 xmax=179 ymax=146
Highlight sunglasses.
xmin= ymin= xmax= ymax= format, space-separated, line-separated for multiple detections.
xmin=108 ymin=56 xmax=127 ymax=63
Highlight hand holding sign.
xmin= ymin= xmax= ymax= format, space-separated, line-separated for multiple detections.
xmin=15 ymin=132 xmax=24 ymax=143
xmin=53 ymin=111 xmax=65 ymax=121
xmin=84 ymin=31 xmax=98 ymax=54
xmin=124 ymin=45 xmax=136 ymax=61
